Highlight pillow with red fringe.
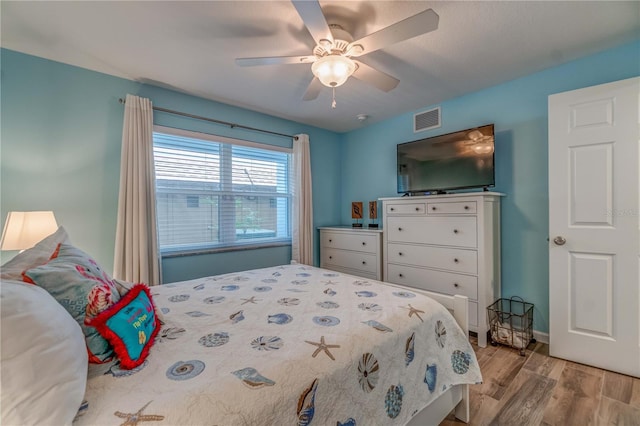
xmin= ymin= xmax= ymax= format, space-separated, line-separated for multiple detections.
xmin=86 ymin=283 xmax=158 ymax=369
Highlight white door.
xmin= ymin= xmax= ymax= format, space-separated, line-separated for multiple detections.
xmin=549 ymin=77 xmax=640 ymax=377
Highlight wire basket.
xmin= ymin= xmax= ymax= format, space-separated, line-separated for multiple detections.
xmin=487 ymin=296 xmax=535 ymax=355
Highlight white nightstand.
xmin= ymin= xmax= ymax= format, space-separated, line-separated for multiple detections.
xmin=318 ymin=226 xmax=383 ymax=280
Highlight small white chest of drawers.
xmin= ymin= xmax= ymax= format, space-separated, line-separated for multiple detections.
xmin=381 ymin=193 xmax=502 ymax=347
xmin=319 ymin=226 xmax=383 ymax=280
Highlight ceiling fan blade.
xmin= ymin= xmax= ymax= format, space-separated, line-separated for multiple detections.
xmin=347 ymin=9 xmax=439 ymax=57
xmin=291 ymin=0 xmax=334 ymax=47
xmin=302 ymin=77 xmax=323 ymax=101
xmin=236 ymin=55 xmax=316 ymax=67
xmin=352 ymin=61 xmax=399 ymax=92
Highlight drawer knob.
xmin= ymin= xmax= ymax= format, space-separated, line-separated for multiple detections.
xmin=453 ymin=229 xmax=459 ymax=234
xmin=329 ymin=256 xmax=332 ymax=259
xmin=464 ymin=205 xmax=469 ymax=210
xmin=398 ymin=252 xmax=403 ymax=256
xmin=453 ymin=283 xmax=460 ymax=288
xmin=399 ymin=273 xmax=404 ymax=278
xmin=362 ymin=261 xmax=366 ymax=265
xmin=415 ymin=207 xmax=420 ymax=211
xmin=390 ymin=207 xmax=395 ymax=211
xmin=329 ymin=239 xmax=332 ymax=242
xmin=432 ymin=206 xmax=437 ymax=211
xmin=362 ymin=242 xmax=366 ymax=246
xmin=398 ymin=227 xmax=403 ymax=231
xmin=454 ymin=258 xmax=459 ymax=263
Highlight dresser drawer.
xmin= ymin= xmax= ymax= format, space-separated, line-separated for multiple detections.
xmin=321 ymin=231 xmax=378 ymax=253
xmin=385 ymin=203 xmax=426 ymax=215
xmin=427 ymin=201 xmax=477 ymax=215
xmin=387 ymin=263 xmax=478 ymax=300
xmin=320 ymin=264 xmax=378 ymax=280
xmin=387 ymin=216 xmax=477 ymax=248
xmin=322 ymin=248 xmax=378 ymax=274
xmin=387 ymin=243 xmax=478 ymax=274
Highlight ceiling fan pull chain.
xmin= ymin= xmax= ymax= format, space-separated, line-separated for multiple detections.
xmin=332 ymin=87 xmax=337 ymax=109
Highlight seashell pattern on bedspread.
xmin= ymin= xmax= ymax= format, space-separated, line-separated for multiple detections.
xmin=77 ymin=264 xmax=482 ymax=425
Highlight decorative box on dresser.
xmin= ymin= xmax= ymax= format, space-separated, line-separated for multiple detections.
xmin=319 ymin=226 xmax=383 ymax=280
xmin=380 ymin=192 xmax=502 ymax=347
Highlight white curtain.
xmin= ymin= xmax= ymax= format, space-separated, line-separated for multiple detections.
xmin=113 ymin=94 xmax=161 ymax=285
xmin=291 ymin=134 xmax=313 ymax=265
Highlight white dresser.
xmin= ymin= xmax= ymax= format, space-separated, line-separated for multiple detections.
xmin=380 ymin=193 xmax=502 ymax=347
xmin=319 ymin=226 xmax=383 ymax=280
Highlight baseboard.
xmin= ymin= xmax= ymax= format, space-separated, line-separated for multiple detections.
xmin=470 ymin=329 xmax=549 ymax=345
xmin=533 ymin=330 xmax=549 ymax=344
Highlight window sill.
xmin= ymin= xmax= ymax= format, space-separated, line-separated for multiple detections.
xmin=160 ymin=240 xmax=292 ymax=259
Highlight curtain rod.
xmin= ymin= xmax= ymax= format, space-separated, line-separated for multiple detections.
xmin=118 ymin=98 xmax=297 ymax=140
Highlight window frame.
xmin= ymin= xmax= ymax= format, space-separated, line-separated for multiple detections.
xmin=153 ymin=125 xmax=293 ymax=257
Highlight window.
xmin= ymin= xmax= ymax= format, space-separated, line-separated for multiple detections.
xmin=153 ymin=127 xmax=292 ymax=254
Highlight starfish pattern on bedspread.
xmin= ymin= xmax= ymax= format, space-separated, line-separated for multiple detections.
xmin=75 ymin=264 xmax=482 ymax=426
xmin=114 ymin=401 xmax=164 ymax=426
xmin=401 ymin=304 xmax=425 ymax=322
xmin=304 ymin=336 xmax=341 ymax=360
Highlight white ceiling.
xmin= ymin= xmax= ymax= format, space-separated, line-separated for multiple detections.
xmin=2 ymin=1 xmax=639 ymax=133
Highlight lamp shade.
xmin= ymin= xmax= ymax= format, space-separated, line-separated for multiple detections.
xmin=311 ymin=55 xmax=356 ymax=88
xmin=0 ymin=211 xmax=58 ymax=251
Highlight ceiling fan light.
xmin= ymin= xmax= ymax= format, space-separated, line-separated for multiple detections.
xmin=472 ymin=142 xmax=494 ymax=154
xmin=467 ymin=130 xmax=483 ymax=141
xmin=312 ymin=55 xmax=356 ymax=88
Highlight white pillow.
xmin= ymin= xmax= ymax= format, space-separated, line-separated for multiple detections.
xmin=1 ymin=280 xmax=88 ymax=425
xmin=0 ymin=226 xmax=70 ymax=281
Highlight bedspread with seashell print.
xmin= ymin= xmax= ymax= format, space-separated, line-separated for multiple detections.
xmin=76 ymin=264 xmax=482 ymax=426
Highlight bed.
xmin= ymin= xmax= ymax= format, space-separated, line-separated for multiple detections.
xmin=78 ymin=264 xmax=480 ymax=425
xmin=0 ymin=228 xmax=481 ymax=426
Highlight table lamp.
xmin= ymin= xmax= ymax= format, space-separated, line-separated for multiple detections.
xmin=0 ymin=211 xmax=58 ymax=251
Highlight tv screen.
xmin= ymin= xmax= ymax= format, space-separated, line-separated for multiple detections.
xmin=397 ymin=124 xmax=495 ymax=194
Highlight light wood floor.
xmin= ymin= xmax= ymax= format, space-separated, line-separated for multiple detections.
xmin=441 ymin=337 xmax=640 ymax=426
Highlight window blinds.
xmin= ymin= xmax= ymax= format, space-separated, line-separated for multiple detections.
xmin=153 ymin=131 xmax=292 ymax=252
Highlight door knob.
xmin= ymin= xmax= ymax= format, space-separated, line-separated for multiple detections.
xmin=553 ymin=236 xmax=567 ymax=246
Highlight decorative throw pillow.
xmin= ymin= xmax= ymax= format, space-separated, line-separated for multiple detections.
xmin=1 ymin=280 xmax=88 ymax=425
xmin=114 ymin=278 xmax=165 ymax=324
xmin=23 ymin=243 xmax=120 ymax=364
xmin=0 ymin=226 xmax=70 ymax=280
xmin=87 ymin=284 xmax=159 ymax=369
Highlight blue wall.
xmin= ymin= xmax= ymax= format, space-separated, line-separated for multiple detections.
xmin=0 ymin=49 xmax=342 ymax=280
xmin=340 ymin=40 xmax=640 ymax=334
xmin=2 ymin=40 xmax=638 ymax=333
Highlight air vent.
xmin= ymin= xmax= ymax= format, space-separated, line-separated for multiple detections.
xmin=414 ymin=107 xmax=441 ymax=132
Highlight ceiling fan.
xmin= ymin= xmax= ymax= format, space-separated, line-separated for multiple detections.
xmin=464 ymin=130 xmax=494 ymax=154
xmin=235 ymin=0 xmax=439 ymax=107
xmin=447 ymin=130 xmax=495 ymax=155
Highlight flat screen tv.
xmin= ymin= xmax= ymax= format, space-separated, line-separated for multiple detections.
xmin=397 ymin=124 xmax=495 ymax=194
